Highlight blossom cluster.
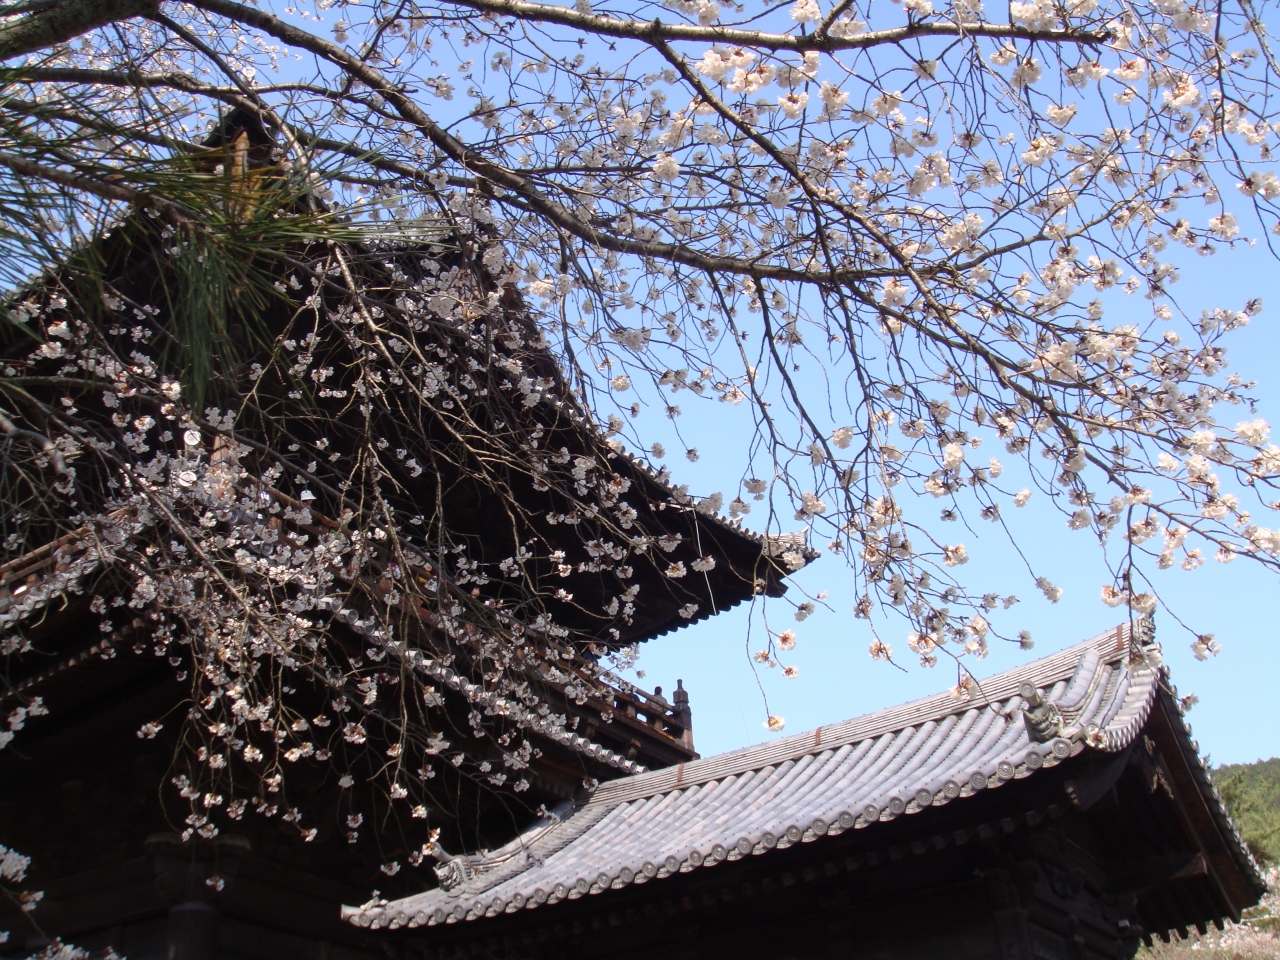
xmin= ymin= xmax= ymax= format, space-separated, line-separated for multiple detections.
xmin=0 ymin=229 xmax=740 ymax=883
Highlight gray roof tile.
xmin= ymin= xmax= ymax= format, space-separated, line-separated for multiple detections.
xmin=344 ymin=622 xmax=1254 ymax=931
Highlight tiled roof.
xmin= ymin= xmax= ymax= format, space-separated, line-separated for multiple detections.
xmin=607 ymin=441 xmax=818 ymax=566
xmin=539 ymin=390 xmax=820 ymax=575
xmin=343 ymin=621 xmax=1259 ymax=931
xmin=0 ymin=521 xmax=657 ymax=777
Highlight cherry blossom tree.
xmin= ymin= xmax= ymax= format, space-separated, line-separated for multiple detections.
xmin=2 ymin=0 xmax=1280 ymax=932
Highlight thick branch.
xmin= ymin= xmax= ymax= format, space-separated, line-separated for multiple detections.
xmin=9 ymin=66 xmax=471 ymax=191
xmin=1 ymin=95 xmax=203 ymax=153
xmin=0 ymin=0 xmax=156 ymax=61
xmin=15 ymin=65 xmax=339 ymax=99
xmin=0 ymin=409 xmax=66 ymax=475
xmin=438 ymin=0 xmax=1109 ymax=51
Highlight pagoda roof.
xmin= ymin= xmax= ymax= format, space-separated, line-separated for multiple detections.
xmin=344 ymin=620 xmax=1264 ymax=933
xmin=2 ymin=215 xmax=815 ymax=651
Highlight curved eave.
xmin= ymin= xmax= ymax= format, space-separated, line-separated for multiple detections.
xmin=530 ymin=392 xmax=819 ymax=605
xmin=344 ymin=622 xmax=1258 ymax=934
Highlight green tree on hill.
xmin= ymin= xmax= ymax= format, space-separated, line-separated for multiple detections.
xmin=1218 ymin=758 xmax=1280 ymax=866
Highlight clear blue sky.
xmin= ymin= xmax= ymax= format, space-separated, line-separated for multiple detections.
xmin=620 ymin=238 xmax=1280 ymax=769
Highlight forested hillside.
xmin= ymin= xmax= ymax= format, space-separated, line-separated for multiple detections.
xmin=1217 ymin=758 xmax=1280 ymax=866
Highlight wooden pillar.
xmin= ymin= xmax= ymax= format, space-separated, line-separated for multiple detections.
xmin=989 ymin=867 xmax=1032 ymax=960
xmin=146 ymin=833 xmax=250 ymax=960
xmin=167 ymin=900 xmax=221 ymax=960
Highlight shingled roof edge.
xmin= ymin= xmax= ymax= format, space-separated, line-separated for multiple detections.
xmin=344 ymin=619 xmax=1264 ymax=933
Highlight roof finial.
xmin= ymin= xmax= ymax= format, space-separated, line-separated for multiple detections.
xmin=428 ymin=840 xmax=474 ymax=890
xmin=1019 ymin=682 xmax=1064 ymax=742
xmin=673 ymin=680 xmax=693 ymax=750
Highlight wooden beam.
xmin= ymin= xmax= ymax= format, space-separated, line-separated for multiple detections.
xmin=1109 ymin=852 xmax=1206 ymax=893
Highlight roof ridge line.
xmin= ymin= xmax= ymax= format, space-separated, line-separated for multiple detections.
xmin=588 ymin=625 xmax=1129 ymax=808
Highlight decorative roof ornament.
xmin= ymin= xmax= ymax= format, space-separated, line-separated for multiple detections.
xmin=1019 ymin=682 xmax=1064 ymax=743
xmin=428 ymin=842 xmax=475 ymax=891
xmin=1129 ymin=615 xmax=1157 ymax=654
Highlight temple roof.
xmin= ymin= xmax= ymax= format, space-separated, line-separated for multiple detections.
xmin=344 ymin=620 xmax=1263 ymax=931
xmin=2 ymin=218 xmax=815 ymax=652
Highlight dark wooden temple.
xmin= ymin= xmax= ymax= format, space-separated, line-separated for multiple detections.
xmin=0 ymin=120 xmax=811 ymax=959
xmin=0 ymin=116 xmax=1264 ymax=960
xmin=0 ymin=395 xmax=1267 ymax=960
xmin=0 ymin=301 xmax=803 ymax=960
xmin=345 ymin=622 xmax=1265 ymax=960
